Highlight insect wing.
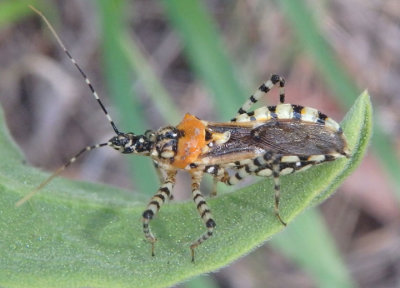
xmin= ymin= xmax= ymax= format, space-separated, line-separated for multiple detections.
xmin=251 ymin=120 xmax=347 ymax=156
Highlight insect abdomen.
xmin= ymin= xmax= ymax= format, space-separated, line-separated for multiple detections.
xmin=234 ymin=103 xmax=341 ymax=132
xmin=203 ymin=104 xmax=349 ymax=165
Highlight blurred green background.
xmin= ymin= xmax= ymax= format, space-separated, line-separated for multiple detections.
xmin=0 ymin=0 xmax=399 ymax=287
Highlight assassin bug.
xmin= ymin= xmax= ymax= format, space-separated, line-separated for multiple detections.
xmin=18 ymin=6 xmax=350 ymax=262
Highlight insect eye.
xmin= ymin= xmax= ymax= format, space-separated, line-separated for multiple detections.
xmin=120 ymin=137 xmax=130 ymax=146
xmin=156 ymin=128 xmax=178 ymax=141
xmin=110 ymin=135 xmax=128 ymax=147
xmin=110 ymin=136 xmax=120 ymax=146
xmin=165 ymin=129 xmax=178 ymax=139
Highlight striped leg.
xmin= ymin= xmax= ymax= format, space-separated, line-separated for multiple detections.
xmin=190 ymin=172 xmax=216 ymax=262
xmin=211 ymin=178 xmax=219 ymax=197
xmin=224 ymin=153 xmax=287 ymax=226
xmin=153 ymin=161 xmax=174 ymax=200
xmin=152 ymin=161 xmax=166 ymax=183
xmin=248 ymin=153 xmax=287 ymax=226
xmin=225 ymin=155 xmax=275 ymax=184
xmin=203 ymin=165 xmax=227 ymax=197
xmin=233 ymin=74 xmax=285 ymax=120
xmin=224 ymin=165 xmax=252 ymax=186
xmin=142 ymin=170 xmax=177 ymax=257
xmin=271 ymin=154 xmax=286 ymax=226
xmin=211 ymin=168 xmax=229 ymax=197
xmin=253 ymin=152 xmax=287 ymax=226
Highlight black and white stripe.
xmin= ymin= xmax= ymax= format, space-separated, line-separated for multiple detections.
xmin=29 ymin=6 xmax=120 ymax=135
xmin=270 ymin=155 xmax=286 ymax=226
xmin=233 ymin=74 xmax=285 ymax=120
xmin=15 ymin=142 xmax=109 ymax=207
xmin=142 ymin=172 xmax=176 ymax=256
xmin=189 ymin=174 xmax=215 ymax=262
xmin=232 ymin=103 xmax=343 ymax=134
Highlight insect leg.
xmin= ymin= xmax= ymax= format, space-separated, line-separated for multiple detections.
xmin=271 ymin=154 xmax=287 ymax=226
xmin=249 ymin=153 xmax=287 ymax=226
xmin=142 ymin=170 xmax=176 ymax=257
xmin=190 ymin=172 xmax=215 ymax=262
xmin=233 ymin=74 xmax=285 ymax=119
xmin=223 ymin=165 xmax=253 ymax=186
xmin=152 ymin=161 xmax=165 ymax=183
xmin=203 ymin=165 xmax=226 ymax=197
xmin=211 ymin=177 xmax=219 ymax=197
xmin=153 ymin=161 xmax=174 ymax=200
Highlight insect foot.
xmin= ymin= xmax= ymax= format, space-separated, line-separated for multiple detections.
xmin=189 ymin=174 xmax=216 ymax=262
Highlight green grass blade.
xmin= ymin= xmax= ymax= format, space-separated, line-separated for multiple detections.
xmin=279 ymin=0 xmax=400 ymax=199
xmin=279 ymin=0 xmax=357 ymax=107
xmin=272 ymin=210 xmax=355 ymax=288
xmin=1 ymin=92 xmax=371 ymax=287
xmin=184 ymin=275 xmax=219 ymax=288
xmin=118 ymin=34 xmax=180 ymax=124
xmin=162 ymin=0 xmax=245 ymax=118
xmin=95 ymin=0 xmax=157 ymax=195
xmin=0 ymin=0 xmax=36 ymax=28
xmin=370 ymin=127 xmax=400 ymax=199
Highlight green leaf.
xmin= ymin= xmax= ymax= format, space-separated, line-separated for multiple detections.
xmin=96 ymin=0 xmax=158 ymax=195
xmin=0 ymin=92 xmax=371 ymax=287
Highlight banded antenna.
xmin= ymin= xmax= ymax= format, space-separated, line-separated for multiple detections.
xmin=29 ymin=5 xmax=120 ymax=135
xmin=16 ymin=143 xmax=109 ymax=206
xmin=16 ymin=6 xmax=119 ymax=206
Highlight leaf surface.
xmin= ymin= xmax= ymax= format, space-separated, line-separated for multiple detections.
xmin=0 ymin=92 xmax=372 ymax=288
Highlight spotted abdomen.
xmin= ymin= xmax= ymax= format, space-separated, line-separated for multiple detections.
xmin=234 ymin=103 xmax=341 ymax=131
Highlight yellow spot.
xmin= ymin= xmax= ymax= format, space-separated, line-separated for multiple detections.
xmin=281 ymin=155 xmax=300 ymax=163
xmin=257 ymin=168 xmax=272 ymax=177
xmin=276 ymin=104 xmax=293 ymax=119
xmin=236 ymin=114 xmax=250 ymax=122
xmin=301 ymin=107 xmax=319 ymax=123
xmin=280 ymin=167 xmax=294 ymax=175
xmin=308 ymin=155 xmax=325 ymax=162
xmin=254 ymin=106 xmax=271 ymax=121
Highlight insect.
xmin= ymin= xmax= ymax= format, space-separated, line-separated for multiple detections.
xmin=18 ymin=6 xmax=350 ymax=262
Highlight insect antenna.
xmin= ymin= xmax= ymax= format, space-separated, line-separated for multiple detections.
xmin=16 ymin=142 xmax=110 ymax=207
xmin=28 ymin=5 xmax=120 ymax=135
xmin=17 ymin=7 xmax=121 ymax=206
